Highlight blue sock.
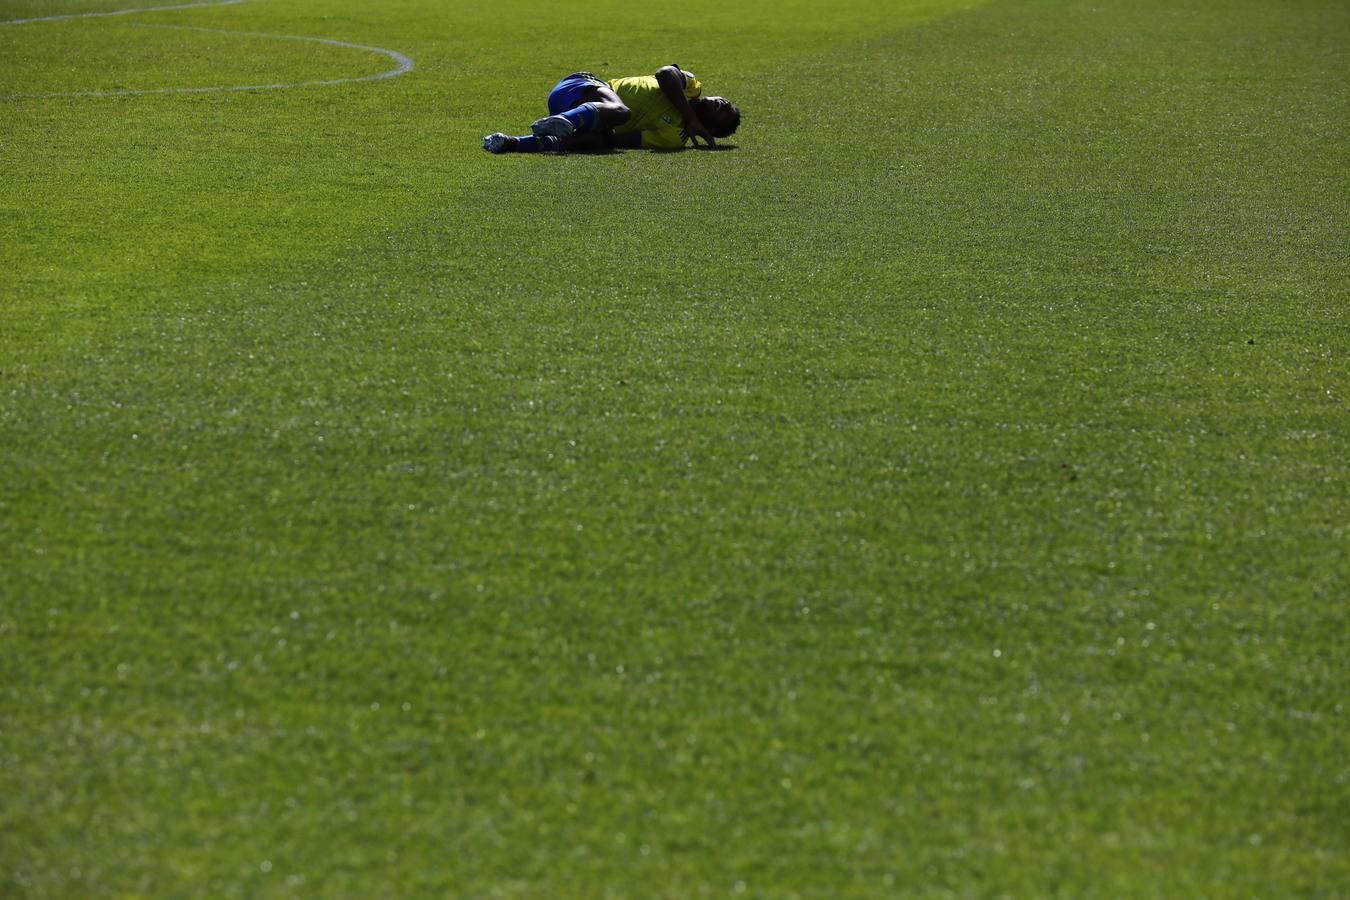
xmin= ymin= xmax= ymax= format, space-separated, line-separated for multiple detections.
xmin=560 ymin=102 xmax=598 ymax=131
xmin=512 ymin=135 xmax=562 ymax=153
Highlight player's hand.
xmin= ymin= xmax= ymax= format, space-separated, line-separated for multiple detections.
xmin=683 ymin=119 xmax=716 ymax=148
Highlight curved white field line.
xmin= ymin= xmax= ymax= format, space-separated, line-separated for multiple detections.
xmin=0 ymin=0 xmax=246 ymax=26
xmin=0 ymin=0 xmax=414 ymax=100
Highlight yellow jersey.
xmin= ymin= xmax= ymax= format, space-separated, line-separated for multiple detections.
xmin=608 ymin=69 xmax=703 ymax=149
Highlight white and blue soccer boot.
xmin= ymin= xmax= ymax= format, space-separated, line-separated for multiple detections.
xmin=483 ymin=132 xmax=514 ymax=153
xmin=530 ymin=115 xmax=575 ymax=139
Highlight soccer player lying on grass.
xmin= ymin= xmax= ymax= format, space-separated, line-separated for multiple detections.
xmin=483 ymin=65 xmax=740 ymax=153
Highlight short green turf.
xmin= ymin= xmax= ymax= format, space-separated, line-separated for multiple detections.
xmin=2 ymin=0 xmax=1346 ymax=896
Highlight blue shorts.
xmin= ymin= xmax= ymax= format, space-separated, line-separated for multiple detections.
xmin=547 ymin=72 xmax=607 ymax=115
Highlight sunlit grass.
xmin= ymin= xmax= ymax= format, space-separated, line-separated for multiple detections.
xmin=2 ymin=0 xmax=1346 ymax=895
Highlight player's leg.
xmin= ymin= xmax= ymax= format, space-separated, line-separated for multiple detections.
xmin=482 ymin=132 xmax=563 ymax=153
xmin=484 ymin=73 xmax=628 ymax=153
xmin=532 ymin=74 xmax=629 ymax=138
xmin=481 ymin=130 xmax=611 ymax=154
xmin=572 ymin=84 xmax=630 ymax=127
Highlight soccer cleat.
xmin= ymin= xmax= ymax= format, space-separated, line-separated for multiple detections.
xmin=482 ymin=132 xmax=515 ymax=153
xmin=530 ymin=115 xmax=575 ymax=139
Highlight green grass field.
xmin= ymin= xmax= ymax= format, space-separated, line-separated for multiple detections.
xmin=2 ymin=0 xmax=1347 ymax=895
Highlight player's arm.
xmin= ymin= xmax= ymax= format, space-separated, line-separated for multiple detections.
xmin=655 ymin=64 xmax=714 ymax=147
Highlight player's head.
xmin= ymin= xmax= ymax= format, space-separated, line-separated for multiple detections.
xmin=695 ymin=96 xmax=740 ymax=138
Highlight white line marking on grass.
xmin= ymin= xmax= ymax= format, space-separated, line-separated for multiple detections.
xmin=0 ymin=0 xmax=246 ymax=26
xmin=0 ymin=0 xmax=415 ymax=99
xmin=2 ymin=25 xmax=414 ymax=98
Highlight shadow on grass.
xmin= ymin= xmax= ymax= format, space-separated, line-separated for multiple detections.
xmin=551 ymin=144 xmax=739 ymax=157
xmin=651 ymin=143 xmax=738 ymax=153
